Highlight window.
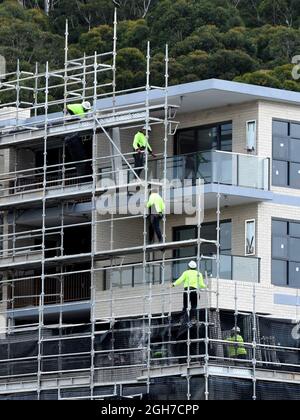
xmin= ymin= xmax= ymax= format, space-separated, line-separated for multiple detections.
xmin=272 ymin=218 xmax=300 ymax=288
xmin=173 ymin=222 xmax=232 ymax=280
xmin=173 ymin=221 xmax=232 ymax=259
xmin=176 ymin=121 xmax=232 ymax=155
xmin=245 ymin=220 xmax=256 ymax=256
xmin=272 ymin=120 xmax=300 ymax=188
xmin=246 ymin=121 xmax=257 ymax=152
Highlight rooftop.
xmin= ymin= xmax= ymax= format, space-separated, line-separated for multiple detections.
xmin=1 ymin=78 xmax=299 ymax=127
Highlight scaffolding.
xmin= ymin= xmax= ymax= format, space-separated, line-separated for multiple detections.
xmin=0 ymin=7 xmax=299 ymax=401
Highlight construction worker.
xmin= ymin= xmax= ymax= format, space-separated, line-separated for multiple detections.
xmin=147 ymin=189 xmax=165 ymax=244
xmin=133 ymin=126 xmax=155 ymax=177
xmin=172 ymin=261 xmax=206 ymax=320
xmin=66 ymin=101 xmax=92 ymax=118
xmin=227 ymin=327 xmax=247 ymax=360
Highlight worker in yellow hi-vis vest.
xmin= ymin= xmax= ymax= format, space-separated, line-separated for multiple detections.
xmin=227 ymin=327 xmax=247 ymax=360
xmin=147 ymin=189 xmax=165 ymax=244
xmin=172 ymin=261 xmax=206 ymax=319
xmin=66 ymin=101 xmax=92 ymax=118
xmin=133 ymin=126 xmax=156 ymax=177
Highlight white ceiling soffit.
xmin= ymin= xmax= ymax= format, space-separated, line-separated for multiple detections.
xmin=98 ymin=79 xmax=300 ymax=116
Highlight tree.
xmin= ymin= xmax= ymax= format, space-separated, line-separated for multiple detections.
xmin=207 ymin=49 xmax=259 ymax=80
xmin=235 ymin=64 xmax=300 ymax=91
xmin=78 ymin=25 xmax=113 ymax=55
xmin=172 ymin=25 xmax=222 ymax=57
xmin=1 ymin=0 xmax=300 ymax=99
xmin=115 ymin=47 xmax=146 ymax=89
xmin=258 ymin=0 xmax=297 ymax=27
xmin=254 ymin=25 xmax=300 ymax=66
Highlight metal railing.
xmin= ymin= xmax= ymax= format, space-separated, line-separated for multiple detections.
xmin=0 ymin=150 xmax=270 ymax=201
xmin=7 ymin=272 xmax=91 ymax=309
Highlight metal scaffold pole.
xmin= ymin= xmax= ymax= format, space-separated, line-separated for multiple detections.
xmin=252 ymin=283 xmax=257 ymax=401
xmin=64 ymin=20 xmax=69 ymax=116
xmin=112 ymin=7 xmax=118 ymax=112
xmin=160 ymin=44 xmax=169 ymax=318
xmin=90 ymin=51 xmax=99 ymax=400
xmin=37 ymin=61 xmax=50 ymax=400
xmin=144 ymin=41 xmax=152 ymax=396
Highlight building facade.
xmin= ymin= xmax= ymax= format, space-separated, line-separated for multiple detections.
xmin=0 ymin=76 xmax=300 ymax=400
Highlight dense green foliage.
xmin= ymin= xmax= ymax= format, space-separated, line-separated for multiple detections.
xmin=0 ymin=0 xmax=300 ymax=91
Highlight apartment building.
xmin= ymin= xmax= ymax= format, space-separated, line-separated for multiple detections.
xmin=0 ymin=42 xmax=299 ymax=399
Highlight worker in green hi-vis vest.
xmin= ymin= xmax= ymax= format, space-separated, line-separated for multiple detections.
xmin=66 ymin=101 xmax=92 ymax=118
xmin=172 ymin=261 xmax=206 ymax=320
xmin=133 ymin=126 xmax=156 ymax=177
xmin=227 ymin=327 xmax=248 ymax=360
xmin=146 ymin=189 xmax=165 ymax=244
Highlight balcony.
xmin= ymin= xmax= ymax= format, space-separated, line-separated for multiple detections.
xmin=0 ymin=149 xmax=270 ymax=210
xmin=7 ymin=272 xmax=91 ymax=310
xmin=105 ymin=254 xmax=261 ymax=289
xmin=150 ymin=151 xmax=270 ymax=191
xmin=0 ymin=160 xmax=93 ymax=208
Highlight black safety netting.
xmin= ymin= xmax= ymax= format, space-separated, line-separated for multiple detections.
xmin=0 ymin=311 xmax=299 ymax=400
xmin=2 ymin=376 xmax=300 ymax=400
xmin=0 ymin=312 xmax=299 ymax=376
xmin=146 ymin=376 xmax=206 ymax=401
xmin=258 ymin=318 xmax=300 ymax=370
xmin=0 ymin=392 xmax=38 ymax=401
xmin=207 ymin=376 xmax=300 ymax=401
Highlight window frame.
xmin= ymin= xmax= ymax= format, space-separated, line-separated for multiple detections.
xmin=173 ymin=220 xmax=232 ymax=257
xmin=245 ymin=219 xmax=256 ymax=256
xmin=246 ymin=120 xmax=257 ymax=152
xmin=174 ymin=120 xmax=233 ymax=156
xmin=272 ymin=217 xmax=300 ymax=288
xmin=272 ymin=118 xmax=300 ymax=189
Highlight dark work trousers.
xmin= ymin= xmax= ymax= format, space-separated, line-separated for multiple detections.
xmin=65 ymin=134 xmax=90 ymax=181
xmin=133 ymin=149 xmax=145 ymax=178
xmin=183 ymin=288 xmax=198 ymax=318
xmin=149 ymin=214 xmax=163 ymax=243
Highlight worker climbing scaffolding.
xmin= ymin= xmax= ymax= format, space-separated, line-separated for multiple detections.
xmin=147 ymin=188 xmax=165 ymax=243
xmin=133 ymin=126 xmax=156 ymax=177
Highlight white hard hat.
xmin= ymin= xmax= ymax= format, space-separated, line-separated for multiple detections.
xmin=82 ymin=101 xmax=92 ymax=111
xmin=232 ymin=327 xmax=241 ymax=334
xmin=188 ymin=261 xmax=197 ymax=269
xmin=143 ymin=125 xmax=152 ymax=132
